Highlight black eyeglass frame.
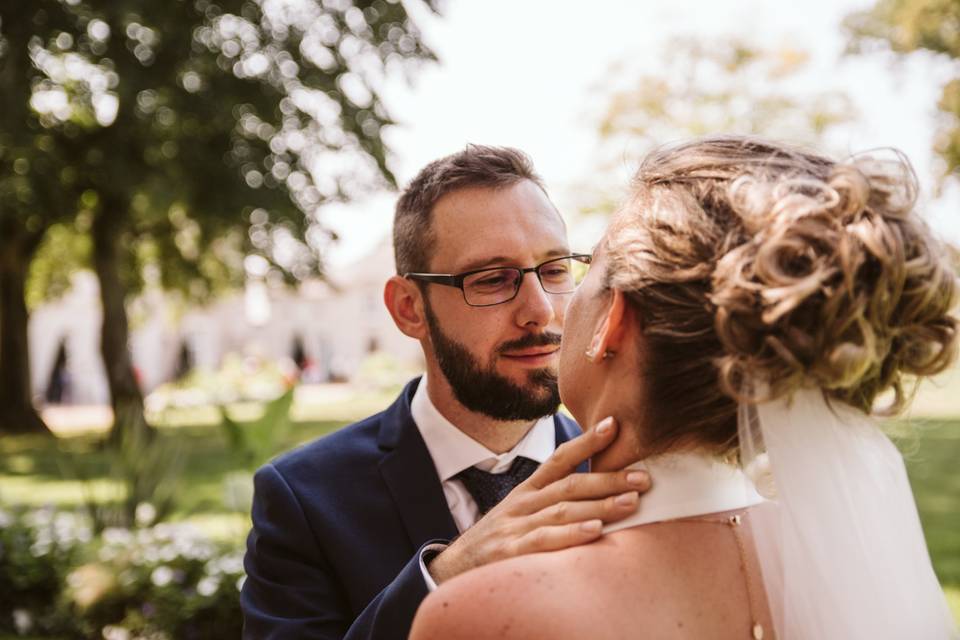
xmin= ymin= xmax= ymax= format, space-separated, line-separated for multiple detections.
xmin=404 ymin=253 xmax=593 ymax=307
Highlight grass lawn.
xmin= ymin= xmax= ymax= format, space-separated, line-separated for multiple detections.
xmin=1 ymin=384 xmax=958 ymax=626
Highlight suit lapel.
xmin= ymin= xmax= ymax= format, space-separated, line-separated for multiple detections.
xmin=554 ymin=413 xmax=589 ymax=473
xmin=378 ymin=379 xmax=459 ymax=547
xmin=377 ymin=381 xmax=588 ymax=548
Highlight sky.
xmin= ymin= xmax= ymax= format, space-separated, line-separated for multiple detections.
xmin=319 ymin=0 xmax=960 ymax=267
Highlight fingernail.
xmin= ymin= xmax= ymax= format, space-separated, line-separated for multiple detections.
xmin=596 ymin=417 xmax=614 ymax=435
xmin=580 ymin=519 xmax=602 ymax=533
xmin=615 ymin=491 xmax=638 ymax=506
xmin=627 ymin=471 xmax=649 ymax=486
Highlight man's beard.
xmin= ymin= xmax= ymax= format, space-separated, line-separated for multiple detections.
xmin=423 ymin=302 xmax=561 ymax=421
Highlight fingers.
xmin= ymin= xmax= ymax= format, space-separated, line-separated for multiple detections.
xmin=527 ymin=491 xmax=640 ymax=528
xmin=525 ymin=416 xmax=618 ymax=490
xmin=510 ymin=520 xmax=606 ymax=556
xmin=522 ymin=467 xmax=651 ymax=514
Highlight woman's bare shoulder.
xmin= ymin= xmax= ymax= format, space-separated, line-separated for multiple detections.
xmin=409 ymin=546 xmax=604 ymax=640
xmin=408 ymin=537 xmax=667 ymax=640
xmin=409 ymin=526 xmax=733 ymax=640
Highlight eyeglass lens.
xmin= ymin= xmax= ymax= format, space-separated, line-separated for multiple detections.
xmin=461 ymin=256 xmax=590 ymax=306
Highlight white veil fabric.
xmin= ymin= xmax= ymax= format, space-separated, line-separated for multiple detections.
xmin=738 ymin=388 xmax=958 ymax=639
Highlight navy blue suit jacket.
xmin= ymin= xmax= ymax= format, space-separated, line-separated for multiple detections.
xmin=241 ymin=377 xmax=583 ymax=640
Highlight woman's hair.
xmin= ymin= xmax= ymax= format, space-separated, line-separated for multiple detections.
xmin=603 ymin=135 xmax=958 ymax=456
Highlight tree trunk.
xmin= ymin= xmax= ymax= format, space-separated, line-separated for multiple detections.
xmin=0 ymin=236 xmax=52 ymax=436
xmin=92 ymin=202 xmax=153 ymax=445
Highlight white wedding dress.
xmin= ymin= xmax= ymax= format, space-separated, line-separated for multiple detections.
xmin=602 ymin=453 xmax=765 ymax=534
xmin=601 ymin=389 xmax=957 ymax=639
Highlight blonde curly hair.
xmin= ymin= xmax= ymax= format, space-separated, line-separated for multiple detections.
xmin=603 ymin=136 xmax=958 ymax=455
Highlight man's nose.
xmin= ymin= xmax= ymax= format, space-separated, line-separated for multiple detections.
xmin=513 ymin=271 xmax=556 ymax=329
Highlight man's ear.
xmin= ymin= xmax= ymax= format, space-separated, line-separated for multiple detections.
xmin=586 ymin=289 xmax=629 ymax=361
xmin=384 ymin=275 xmax=429 ymax=340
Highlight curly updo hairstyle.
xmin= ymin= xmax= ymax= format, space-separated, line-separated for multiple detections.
xmin=603 ymin=136 xmax=958 ymax=456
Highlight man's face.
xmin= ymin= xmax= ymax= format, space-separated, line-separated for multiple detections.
xmin=421 ymin=180 xmax=570 ymax=421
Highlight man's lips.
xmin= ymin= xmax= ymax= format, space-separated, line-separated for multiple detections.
xmin=501 ymin=347 xmax=560 ymax=359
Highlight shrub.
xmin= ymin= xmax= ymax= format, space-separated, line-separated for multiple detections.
xmin=0 ymin=506 xmax=244 ymax=639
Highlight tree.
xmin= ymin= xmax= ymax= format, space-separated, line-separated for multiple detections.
xmin=0 ymin=2 xmax=80 ymax=435
xmin=845 ymin=0 xmax=960 ymax=178
xmin=577 ymin=36 xmax=856 ymax=216
xmin=0 ymin=0 xmax=437 ymax=439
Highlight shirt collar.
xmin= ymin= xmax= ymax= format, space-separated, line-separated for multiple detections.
xmin=411 ymin=373 xmax=555 ymax=481
xmin=602 ymin=452 xmax=766 ymax=535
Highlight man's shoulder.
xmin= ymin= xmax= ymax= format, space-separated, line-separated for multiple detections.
xmin=267 ymin=379 xmax=419 ymax=479
xmin=268 ymin=409 xmax=389 ymax=481
xmin=412 ymin=547 xmax=599 ymax=640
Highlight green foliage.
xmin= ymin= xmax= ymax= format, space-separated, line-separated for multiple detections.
xmin=0 ymin=0 xmax=440 ymax=438
xmin=597 ymin=37 xmax=854 ymax=147
xmin=846 ymin=0 xmax=960 ymax=176
xmin=56 ymin=414 xmax=185 ymax=533
xmin=0 ymin=506 xmax=244 ymax=639
xmin=355 ymin=351 xmax=424 ymax=393
xmin=220 ymin=387 xmax=295 ymax=470
xmin=1 ymin=0 xmax=440 ymax=300
xmin=580 ymin=36 xmax=856 ymax=216
xmin=25 ymin=220 xmax=92 ymax=311
xmin=0 ymin=507 xmax=88 ymax=637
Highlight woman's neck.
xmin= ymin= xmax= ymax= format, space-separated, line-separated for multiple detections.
xmin=579 ymin=398 xmax=649 ymax=472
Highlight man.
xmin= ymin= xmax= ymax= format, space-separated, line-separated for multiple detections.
xmin=241 ymin=146 xmax=651 ymax=639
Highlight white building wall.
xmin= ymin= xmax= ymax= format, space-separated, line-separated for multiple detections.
xmin=27 ymin=239 xmax=422 ymax=405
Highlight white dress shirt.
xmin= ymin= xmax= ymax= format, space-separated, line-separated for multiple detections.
xmin=411 ymin=374 xmax=557 ymax=589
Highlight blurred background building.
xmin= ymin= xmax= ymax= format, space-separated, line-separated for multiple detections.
xmin=28 ymin=238 xmax=420 ymax=405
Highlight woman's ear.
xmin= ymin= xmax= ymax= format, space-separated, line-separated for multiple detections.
xmin=585 ymin=289 xmax=629 ymax=362
xmin=384 ymin=276 xmax=429 ymax=340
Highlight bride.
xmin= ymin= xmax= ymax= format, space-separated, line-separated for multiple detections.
xmin=409 ymin=136 xmax=958 ymax=639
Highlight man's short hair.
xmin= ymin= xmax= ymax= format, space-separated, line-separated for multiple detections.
xmin=393 ymin=145 xmax=545 ymax=274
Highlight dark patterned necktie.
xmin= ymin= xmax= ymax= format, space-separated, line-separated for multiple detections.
xmin=454 ymin=456 xmax=540 ymax=516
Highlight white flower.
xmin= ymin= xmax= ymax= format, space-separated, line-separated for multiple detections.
xmin=196 ymin=576 xmax=220 ymax=597
xmin=135 ymin=503 xmax=157 ymax=527
xmin=150 ymin=565 xmax=174 ymax=587
xmin=25 ymin=506 xmax=54 ymax=527
xmin=217 ymin=552 xmax=244 ymax=575
xmin=103 ymin=527 xmax=133 ymax=547
xmin=0 ymin=508 xmax=13 ymax=528
xmin=143 ymin=546 xmax=160 ymax=564
xmin=159 ymin=544 xmax=178 ymax=563
xmin=102 ymin=624 xmax=131 ymax=640
xmin=13 ymin=609 xmax=33 ymax=634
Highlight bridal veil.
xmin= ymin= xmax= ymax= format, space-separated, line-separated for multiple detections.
xmin=738 ymin=388 xmax=957 ymax=639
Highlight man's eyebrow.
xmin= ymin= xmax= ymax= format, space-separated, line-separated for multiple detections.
xmin=455 ymin=248 xmax=571 ymax=273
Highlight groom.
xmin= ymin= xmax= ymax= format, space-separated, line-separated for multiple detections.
xmin=240 ymin=145 xmax=650 ymax=639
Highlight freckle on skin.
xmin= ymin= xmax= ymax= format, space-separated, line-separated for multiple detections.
xmin=442 ymin=601 xmax=449 ymax=608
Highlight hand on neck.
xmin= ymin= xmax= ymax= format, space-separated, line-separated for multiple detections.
xmin=577 ymin=383 xmax=649 ymax=473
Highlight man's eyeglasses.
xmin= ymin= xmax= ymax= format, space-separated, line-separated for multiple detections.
xmin=404 ymin=254 xmax=592 ymax=307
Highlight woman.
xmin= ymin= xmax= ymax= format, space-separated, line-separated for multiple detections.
xmin=409 ymin=136 xmax=958 ymax=639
